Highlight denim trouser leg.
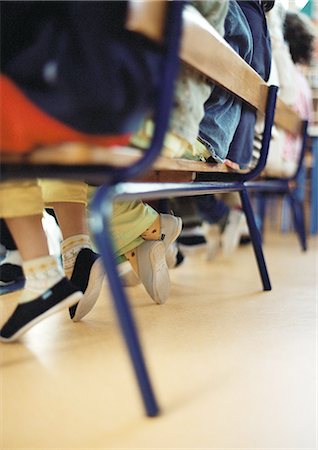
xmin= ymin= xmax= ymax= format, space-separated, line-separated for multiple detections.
xmin=195 ymin=195 xmax=229 ymax=224
xmin=226 ymin=105 xmax=257 ymax=167
xmin=198 ymin=86 xmax=243 ymax=163
xmin=198 ymin=1 xmax=253 ymax=162
xmin=227 ymin=1 xmax=272 ymax=167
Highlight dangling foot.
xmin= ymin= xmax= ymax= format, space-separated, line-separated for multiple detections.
xmin=68 ymin=248 xmax=105 ymax=322
xmin=61 ymin=235 xmax=104 ymax=322
xmin=159 ymin=214 xmax=182 ymax=268
xmin=0 ymin=255 xmax=82 ymax=342
xmin=0 ymin=250 xmax=25 ymax=288
xmin=221 ymin=208 xmax=245 ymax=256
xmin=126 ymin=241 xmax=170 ymax=304
xmin=0 ymin=278 xmax=82 ymax=342
xmin=122 ymin=213 xmax=182 ymax=290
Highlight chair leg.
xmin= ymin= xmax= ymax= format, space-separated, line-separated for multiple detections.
xmin=289 ymin=192 xmax=307 ymax=251
xmin=90 ymin=185 xmax=160 ymax=417
xmin=240 ymin=188 xmax=272 ymax=291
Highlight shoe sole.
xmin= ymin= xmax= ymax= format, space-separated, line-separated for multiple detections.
xmin=163 ymin=216 xmax=182 ymax=269
xmin=166 ymin=243 xmax=178 ymax=269
xmin=0 ymin=280 xmax=16 ymax=286
xmin=163 ymin=217 xmax=182 ymax=250
xmin=0 ymin=291 xmax=83 ymax=343
xmin=72 ymin=258 xmax=105 ymax=322
xmin=139 ymin=242 xmax=170 ymax=305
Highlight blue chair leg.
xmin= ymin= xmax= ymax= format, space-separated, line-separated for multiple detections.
xmin=289 ymin=192 xmax=307 ymax=251
xmin=90 ymin=185 xmax=160 ymax=417
xmin=240 ymin=187 xmax=272 ymax=291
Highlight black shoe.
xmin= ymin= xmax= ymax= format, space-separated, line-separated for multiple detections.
xmin=178 ymin=235 xmax=207 ymax=246
xmin=177 ymin=234 xmax=207 ymax=256
xmin=0 ymin=278 xmax=82 ymax=342
xmin=69 ymin=248 xmax=104 ymax=322
xmin=175 ymin=249 xmax=184 ymax=266
xmin=0 ymin=263 xmax=25 ymax=286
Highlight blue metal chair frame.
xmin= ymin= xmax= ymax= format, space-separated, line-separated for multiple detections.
xmin=245 ymin=121 xmax=309 ymax=251
xmin=89 ymin=85 xmax=279 ymax=395
xmin=86 ymin=84 xmax=278 ymax=415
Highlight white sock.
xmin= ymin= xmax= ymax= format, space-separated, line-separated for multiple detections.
xmin=60 ymin=234 xmax=92 ymax=279
xmin=1 ymin=250 xmax=22 ymax=266
xmin=20 ymin=255 xmax=64 ymax=303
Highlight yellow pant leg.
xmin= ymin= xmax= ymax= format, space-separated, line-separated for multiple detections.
xmin=40 ymin=180 xmax=158 ymax=258
xmin=39 ymin=179 xmax=88 ymax=206
xmin=0 ymin=180 xmax=44 ymax=218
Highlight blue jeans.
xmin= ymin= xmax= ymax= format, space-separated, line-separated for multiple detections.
xmin=195 ymin=195 xmax=229 ymax=224
xmin=198 ymin=0 xmax=253 ymax=163
xmin=226 ymin=1 xmax=272 ymax=167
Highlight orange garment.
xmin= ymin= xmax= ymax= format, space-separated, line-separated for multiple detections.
xmin=0 ymin=75 xmax=131 ymax=154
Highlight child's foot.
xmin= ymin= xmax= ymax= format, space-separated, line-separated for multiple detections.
xmin=224 ymin=159 xmax=240 ymax=171
xmin=159 ymin=214 xmax=182 ymax=267
xmin=133 ymin=240 xmax=170 ymax=304
xmin=122 ymin=214 xmax=182 ymax=292
xmin=0 ymin=278 xmax=82 ymax=342
xmin=202 ymin=222 xmax=221 ymax=261
xmin=221 ymin=209 xmax=245 ymax=256
xmin=0 ymin=262 xmax=25 ymax=287
xmin=0 ymin=250 xmax=25 ymax=287
xmin=68 ymin=248 xmax=105 ymax=322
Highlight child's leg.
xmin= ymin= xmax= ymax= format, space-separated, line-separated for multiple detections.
xmin=41 ymin=179 xmax=104 ymax=322
xmin=0 ymin=180 xmax=82 ymax=342
xmin=112 ymin=201 xmax=182 ymax=304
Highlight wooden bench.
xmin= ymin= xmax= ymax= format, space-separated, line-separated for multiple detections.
xmin=1 ymin=1 xmax=306 ymax=418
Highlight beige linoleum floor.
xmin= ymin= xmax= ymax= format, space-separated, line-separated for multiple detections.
xmin=0 ymin=232 xmax=317 ymax=449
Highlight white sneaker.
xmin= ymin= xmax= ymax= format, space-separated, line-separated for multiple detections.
xmin=118 ymin=261 xmax=140 ymax=287
xmin=116 ymin=214 xmax=181 ymax=289
xmin=221 ymin=209 xmax=245 ymax=256
xmin=160 ymin=214 xmax=182 ymax=268
xmin=202 ymin=222 xmax=221 ymax=261
xmin=165 ymin=242 xmax=179 ymax=269
xmin=136 ymin=240 xmax=170 ymax=304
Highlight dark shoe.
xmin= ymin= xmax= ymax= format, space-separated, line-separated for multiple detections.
xmin=175 ymin=249 xmax=184 ymax=266
xmin=0 ymin=278 xmax=82 ymax=342
xmin=69 ymin=248 xmax=104 ymax=322
xmin=0 ymin=263 xmax=25 ymax=286
xmin=178 ymin=233 xmax=207 ymax=256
